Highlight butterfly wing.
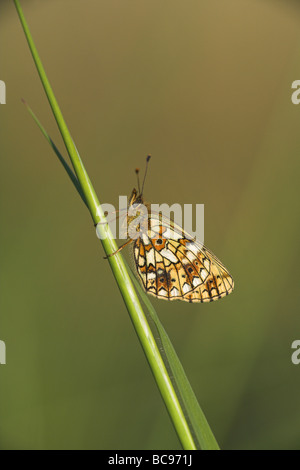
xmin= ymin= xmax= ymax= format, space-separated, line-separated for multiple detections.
xmin=133 ymin=220 xmax=234 ymax=303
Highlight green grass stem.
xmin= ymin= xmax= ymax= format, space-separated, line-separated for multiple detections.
xmin=15 ymin=0 xmax=220 ymax=450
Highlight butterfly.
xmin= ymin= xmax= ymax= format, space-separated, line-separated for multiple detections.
xmin=106 ymin=156 xmax=234 ymax=303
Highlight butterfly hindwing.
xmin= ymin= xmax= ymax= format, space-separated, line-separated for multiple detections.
xmin=134 ymin=221 xmax=234 ymax=303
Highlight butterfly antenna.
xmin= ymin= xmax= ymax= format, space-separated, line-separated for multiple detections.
xmin=141 ymin=155 xmax=151 ymax=196
xmin=135 ymin=168 xmax=141 ymax=194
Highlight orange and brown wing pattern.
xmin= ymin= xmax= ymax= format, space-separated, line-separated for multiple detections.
xmin=133 ymin=223 xmax=234 ymax=303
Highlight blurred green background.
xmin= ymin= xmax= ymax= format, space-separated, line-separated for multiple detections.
xmin=1 ymin=0 xmax=300 ymax=450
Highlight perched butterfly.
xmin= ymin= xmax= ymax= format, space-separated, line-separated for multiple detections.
xmin=106 ymin=156 xmax=234 ymax=303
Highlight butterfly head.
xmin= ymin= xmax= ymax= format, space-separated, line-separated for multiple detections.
xmin=129 ymin=188 xmax=143 ymax=206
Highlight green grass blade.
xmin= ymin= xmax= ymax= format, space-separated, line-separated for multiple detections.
xmin=21 ymin=99 xmax=88 ymax=208
xmin=14 ymin=0 xmax=201 ymax=449
xmin=127 ymin=262 xmax=220 ymax=450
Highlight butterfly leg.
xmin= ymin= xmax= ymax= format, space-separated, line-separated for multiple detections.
xmin=104 ymin=238 xmax=134 ymax=259
xmin=94 ymin=208 xmax=128 ymax=227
